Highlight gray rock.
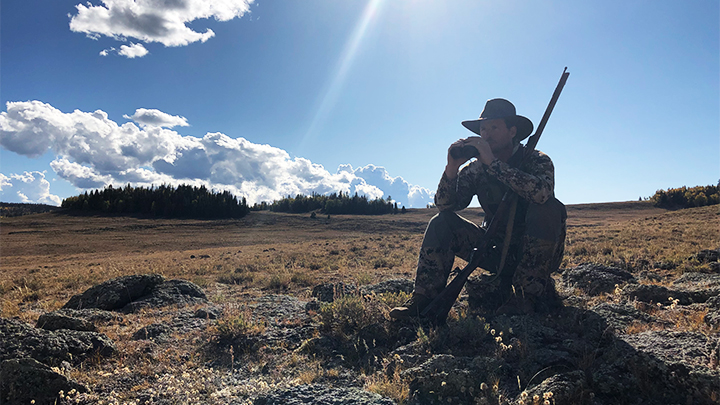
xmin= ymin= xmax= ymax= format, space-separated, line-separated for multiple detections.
xmin=0 ymin=317 xmax=115 ymax=366
xmin=0 ymin=358 xmax=87 ymax=405
xmin=123 ymin=279 xmax=207 ymax=313
xmin=403 ymin=354 xmax=508 ymax=404
xmin=620 ymin=283 xmax=686 ymax=304
xmin=195 ymin=306 xmax=221 ymax=319
xmin=562 ymin=263 xmax=635 ymax=295
xmin=52 ymin=308 xmax=123 ymax=324
xmin=618 ymin=331 xmax=720 ymax=404
xmin=311 ymin=282 xmax=358 ymax=302
xmin=591 ymin=302 xmax=666 ymax=332
xmin=132 ymin=323 xmax=172 ymax=341
xmin=695 ymin=248 xmax=720 ymax=262
xmin=671 ymin=273 xmax=720 ymax=302
xmin=360 ymin=279 xmax=413 ymax=296
xmin=254 ymin=383 xmax=395 ymax=405
xmin=704 ymin=295 xmax=720 ymax=326
xmin=35 ymin=312 xmax=97 ymax=332
xmin=520 ymin=370 xmax=589 ymax=405
xmin=305 ymin=300 xmax=321 ymax=313
xmin=62 ymin=275 xmax=208 ymax=313
xmin=63 ymin=274 xmax=165 ymax=310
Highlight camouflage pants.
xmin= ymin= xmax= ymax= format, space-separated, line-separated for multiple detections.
xmin=413 ymin=209 xmax=566 ymax=306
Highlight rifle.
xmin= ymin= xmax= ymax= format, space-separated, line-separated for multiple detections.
xmin=420 ymin=67 xmax=570 ymax=324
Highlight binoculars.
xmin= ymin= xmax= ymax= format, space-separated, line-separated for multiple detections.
xmin=449 ymin=144 xmax=479 ymax=160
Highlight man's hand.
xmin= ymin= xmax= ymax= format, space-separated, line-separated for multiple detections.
xmin=445 ymin=137 xmax=496 ymax=179
xmin=445 ymin=139 xmax=469 ymax=179
xmin=461 ymin=136 xmax=495 ymax=165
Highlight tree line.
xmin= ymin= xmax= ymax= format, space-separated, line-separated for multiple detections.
xmin=61 ymin=184 xmax=251 ymax=219
xmin=651 ymin=183 xmax=719 ymax=209
xmin=252 ymin=192 xmax=406 ymax=215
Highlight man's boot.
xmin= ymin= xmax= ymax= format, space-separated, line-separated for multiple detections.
xmin=389 ymin=293 xmax=431 ymax=320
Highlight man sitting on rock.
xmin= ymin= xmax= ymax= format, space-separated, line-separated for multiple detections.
xmin=390 ymin=99 xmax=566 ymax=319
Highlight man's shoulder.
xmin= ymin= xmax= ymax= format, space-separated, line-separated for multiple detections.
xmin=526 ymin=148 xmax=552 ymax=162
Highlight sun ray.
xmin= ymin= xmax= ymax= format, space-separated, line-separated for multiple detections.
xmin=299 ymin=0 xmax=385 ymax=152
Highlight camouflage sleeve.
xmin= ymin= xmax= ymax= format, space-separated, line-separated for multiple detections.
xmin=434 ymin=163 xmax=480 ymax=212
xmin=486 ymin=150 xmax=554 ymax=204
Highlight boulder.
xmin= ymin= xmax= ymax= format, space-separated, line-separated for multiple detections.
xmin=695 ymin=248 xmax=719 ymax=263
xmin=0 ymin=317 xmax=115 ymax=366
xmin=35 ymin=312 xmax=97 ymax=332
xmin=561 ymin=263 xmax=635 ymax=295
xmin=35 ymin=308 xmax=122 ymax=333
xmin=195 ymin=306 xmax=222 ymax=319
xmin=0 ymin=358 xmax=87 ymax=405
xmin=62 ymin=275 xmax=208 ymax=313
xmin=254 ymin=383 xmax=395 ymax=405
xmin=63 ymin=274 xmax=165 ymax=310
xmin=123 ymin=279 xmax=207 ymax=313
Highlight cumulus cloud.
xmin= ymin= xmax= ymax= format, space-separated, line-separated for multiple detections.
xmin=118 ymin=42 xmax=149 ymax=58
xmin=338 ymin=164 xmax=434 ymax=208
xmin=0 ymin=171 xmax=62 ymax=206
xmin=69 ymin=0 xmax=254 ymax=57
xmin=124 ymin=108 xmax=189 ymax=128
xmin=1 ymin=100 xmax=434 ymax=207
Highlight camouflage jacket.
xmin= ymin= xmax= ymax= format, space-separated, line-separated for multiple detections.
xmin=434 ymin=145 xmax=555 ymax=230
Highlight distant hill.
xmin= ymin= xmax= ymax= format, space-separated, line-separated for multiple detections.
xmin=0 ymin=202 xmax=61 ymax=217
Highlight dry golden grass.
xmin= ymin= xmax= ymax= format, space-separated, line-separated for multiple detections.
xmin=1 ymin=201 xmax=718 ymax=403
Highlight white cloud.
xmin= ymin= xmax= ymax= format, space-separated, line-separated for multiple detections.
xmin=118 ymin=42 xmax=149 ymax=58
xmin=0 ymin=171 xmax=62 ymax=206
xmin=338 ymin=164 xmax=434 ymax=208
xmin=0 ymin=100 xmax=434 ymax=207
xmin=124 ymin=108 xmax=188 ymax=128
xmin=69 ymin=0 xmax=254 ymax=56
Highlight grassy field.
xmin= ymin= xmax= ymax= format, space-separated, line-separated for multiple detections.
xmin=1 ymin=201 xmax=718 ymax=403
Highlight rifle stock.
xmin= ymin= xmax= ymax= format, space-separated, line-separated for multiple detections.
xmin=420 ymin=68 xmax=570 ymax=324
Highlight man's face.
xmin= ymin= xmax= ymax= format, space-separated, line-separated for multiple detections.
xmin=478 ymin=118 xmax=516 ymax=152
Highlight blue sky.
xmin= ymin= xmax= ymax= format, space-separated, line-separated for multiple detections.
xmin=1 ymin=0 xmax=718 ymax=207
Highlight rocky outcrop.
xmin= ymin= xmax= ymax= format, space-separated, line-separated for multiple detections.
xmin=591 ymin=302 xmax=667 ymax=332
xmin=393 ymin=302 xmax=720 ymax=405
xmin=123 ymin=279 xmax=208 ymax=313
xmin=35 ymin=308 xmax=122 ymax=332
xmin=63 ymin=274 xmax=207 ymax=313
xmin=705 ymin=295 xmax=720 ymax=327
xmin=0 ymin=358 xmax=87 ymax=405
xmin=561 ymin=263 xmax=636 ymax=295
xmin=254 ymin=384 xmax=395 ymax=405
xmin=0 ymin=317 xmax=116 ymax=367
xmin=63 ymin=274 xmax=165 ymax=311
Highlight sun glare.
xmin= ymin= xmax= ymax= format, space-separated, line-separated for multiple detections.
xmin=300 ymin=0 xmax=385 ymax=151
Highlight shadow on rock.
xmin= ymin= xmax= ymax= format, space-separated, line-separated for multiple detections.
xmin=394 ymin=304 xmax=719 ymax=405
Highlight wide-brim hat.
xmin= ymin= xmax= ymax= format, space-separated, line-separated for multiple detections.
xmin=462 ymin=98 xmax=534 ymax=141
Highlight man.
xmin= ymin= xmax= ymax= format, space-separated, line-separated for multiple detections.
xmin=390 ymin=98 xmax=566 ymax=319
